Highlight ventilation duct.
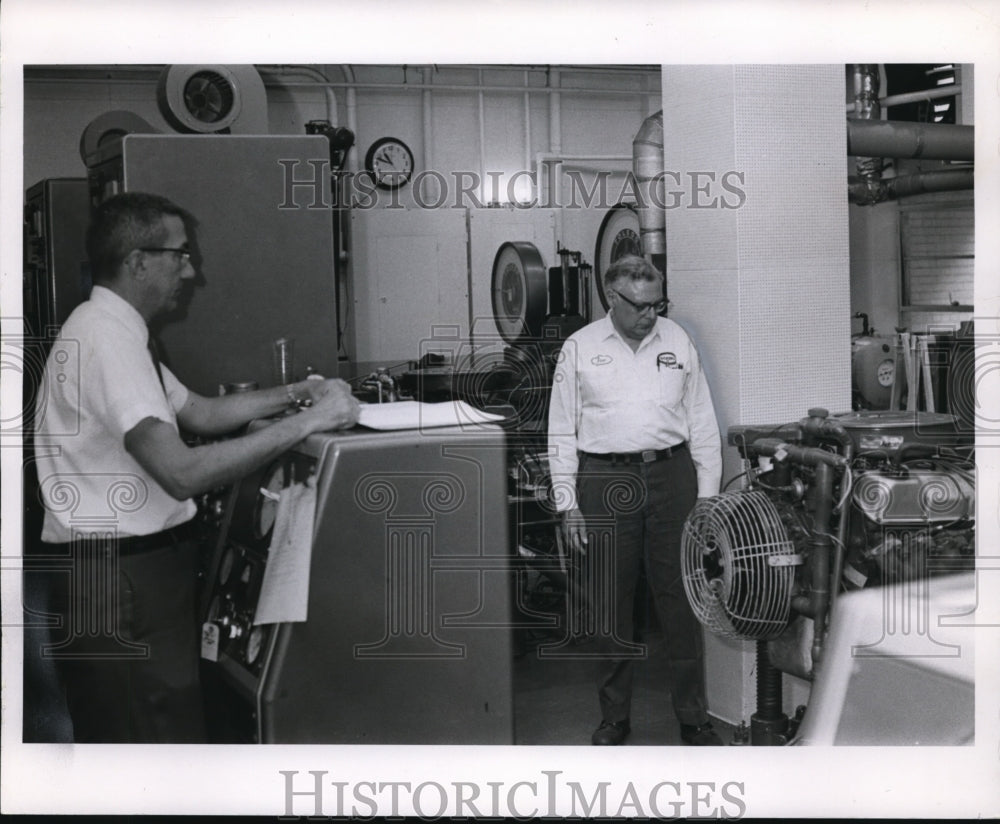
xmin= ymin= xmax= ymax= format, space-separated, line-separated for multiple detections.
xmin=631 ymin=110 xmax=665 ymax=262
xmin=157 ymin=65 xmax=268 ymax=134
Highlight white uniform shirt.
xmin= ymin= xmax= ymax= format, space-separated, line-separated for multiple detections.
xmin=34 ymin=286 xmax=197 ymax=541
xmin=547 ymin=314 xmax=722 ymax=511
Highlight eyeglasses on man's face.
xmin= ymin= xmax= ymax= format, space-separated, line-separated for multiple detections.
xmin=611 ymin=289 xmax=669 ymax=315
xmin=140 ymin=247 xmax=192 ymax=263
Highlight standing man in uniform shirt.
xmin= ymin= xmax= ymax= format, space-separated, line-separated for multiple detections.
xmin=33 ymin=192 xmax=360 ymax=743
xmin=547 ymin=254 xmax=723 ymax=746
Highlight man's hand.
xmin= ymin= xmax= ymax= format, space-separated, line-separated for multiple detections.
xmin=560 ymin=507 xmax=589 ymax=555
xmin=296 ymin=377 xmax=349 ymax=405
xmin=299 ymin=379 xmax=360 ymax=431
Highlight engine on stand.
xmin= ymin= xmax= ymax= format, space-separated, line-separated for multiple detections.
xmin=681 ymin=407 xmax=975 ymax=744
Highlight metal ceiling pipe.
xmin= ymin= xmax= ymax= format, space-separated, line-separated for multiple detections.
xmin=847 ymin=119 xmax=974 ymax=161
xmin=632 ymin=109 xmax=666 ymax=257
xmin=258 ymin=65 xmax=337 ymax=125
xmin=845 ymin=82 xmax=962 ymax=114
xmin=848 ymin=167 xmax=974 ymax=204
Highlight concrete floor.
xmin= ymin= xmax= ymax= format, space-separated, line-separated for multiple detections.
xmin=512 ymin=617 xmax=736 ymax=746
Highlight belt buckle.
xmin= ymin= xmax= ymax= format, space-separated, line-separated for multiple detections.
xmin=641 ymin=449 xmax=657 ymax=463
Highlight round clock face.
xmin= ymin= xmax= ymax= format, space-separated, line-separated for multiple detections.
xmin=365 ymin=137 xmax=414 ymax=190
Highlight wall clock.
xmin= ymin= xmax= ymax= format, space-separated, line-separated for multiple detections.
xmin=364 ymin=136 xmax=414 ymax=190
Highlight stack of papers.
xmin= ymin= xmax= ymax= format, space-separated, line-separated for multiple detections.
xmin=357 ymin=400 xmax=505 ymax=431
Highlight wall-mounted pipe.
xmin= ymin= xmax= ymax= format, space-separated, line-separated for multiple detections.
xmin=342 ymin=65 xmax=358 ymax=173
xmin=848 ymin=167 xmax=974 ymax=205
xmin=847 ymin=119 xmax=974 ymax=161
xmin=851 ymin=65 xmax=883 ymax=186
xmin=423 ymin=67 xmax=435 ymax=193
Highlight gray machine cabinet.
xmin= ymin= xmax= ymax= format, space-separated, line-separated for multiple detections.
xmin=121 ymin=134 xmax=338 ymax=395
xmin=205 ymin=422 xmax=514 ymax=744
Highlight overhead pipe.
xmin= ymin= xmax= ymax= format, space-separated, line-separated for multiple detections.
xmin=257 ymin=65 xmax=338 ymax=126
xmin=845 ymin=82 xmax=962 ymax=114
xmin=846 ymin=119 xmax=974 ymax=162
xmin=26 ymin=65 xmax=662 ymax=98
xmin=848 ymin=167 xmax=974 ymax=205
xmin=846 ymin=66 xmax=973 ymax=206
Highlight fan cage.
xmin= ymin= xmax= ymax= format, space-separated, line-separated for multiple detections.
xmin=681 ymin=490 xmax=797 ymax=640
xmin=183 ymin=71 xmax=236 ymax=124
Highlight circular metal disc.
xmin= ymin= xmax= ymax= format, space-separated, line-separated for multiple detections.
xmin=491 ymin=241 xmax=547 ymax=344
xmin=594 ymin=203 xmax=643 ymax=312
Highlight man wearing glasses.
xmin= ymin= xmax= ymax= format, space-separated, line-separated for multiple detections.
xmin=547 ymin=254 xmax=722 ymax=746
xmin=32 ymin=192 xmax=359 ymax=742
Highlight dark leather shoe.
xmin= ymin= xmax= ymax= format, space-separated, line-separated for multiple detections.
xmin=680 ymin=721 xmax=723 ymax=746
xmin=592 ymin=719 xmax=630 ymax=745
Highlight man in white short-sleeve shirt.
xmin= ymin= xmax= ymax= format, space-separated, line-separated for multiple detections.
xmin=33 ymin=192 xmax=360 ymax=742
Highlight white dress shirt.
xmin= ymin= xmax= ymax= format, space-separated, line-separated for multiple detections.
xmin=547 ymin=314 xmax=722 ymax=511
xmin=35 ymin=286 xmax=197 ymax=541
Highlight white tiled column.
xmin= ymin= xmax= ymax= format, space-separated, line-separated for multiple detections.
xmin=661 ymin=65 xmax=852 ymax=724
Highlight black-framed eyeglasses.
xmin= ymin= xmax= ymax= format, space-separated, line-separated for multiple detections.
xmin=612 ymin=290 xmax=669 ymax=315
xmin=140 ymin=247 xmax=192 ymax=263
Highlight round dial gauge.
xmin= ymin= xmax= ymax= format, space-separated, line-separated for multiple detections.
xmin=364 ymin=137 xmax=414 ymax=190
xmin=876 ymin=359 xmax=895 ymax=387
xmin=594 ymin=203 xmax=644 ymax=312
xmin=490 ymin=241 xmax=548 ymax=344
xmin=246 ymin=625 xmax=266 ymax=665
xmin=254 ymin=462 xmax=285 ymax=540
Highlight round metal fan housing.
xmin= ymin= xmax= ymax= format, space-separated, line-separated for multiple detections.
xmin=157 ymin=65 xmax=268 ymax=134
xmin=681 ymin=490 xmax=798 ymax=641
xmin=594 ymin=202 xmax=643 ymax=312
xmin=490 ymin=241 xmax=548 ymax=345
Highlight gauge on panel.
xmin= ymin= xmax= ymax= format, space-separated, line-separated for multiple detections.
xmin=877 ymin=359 xmax=896 ymax=388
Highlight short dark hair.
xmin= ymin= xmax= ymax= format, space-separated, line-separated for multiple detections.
xmin=603 ymin=254 xmax=663 ymax=291
xmin=86 ymin=192 xmax=194 ymax=283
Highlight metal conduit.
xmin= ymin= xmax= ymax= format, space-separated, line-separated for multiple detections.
xmin=847 ymin=119 xmax=974 ymax=161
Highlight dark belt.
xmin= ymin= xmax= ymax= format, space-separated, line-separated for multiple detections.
xmin=116 ymin=523 xmax=198 ymax=553
xmin=44 ymin=522 xmax=198 ymax=555
xmin=581 ymin=442 xmax=688 ymax=465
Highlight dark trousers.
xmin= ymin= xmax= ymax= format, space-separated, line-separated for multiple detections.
xmin=577 ymin=448 xmax=709 ymax=727
xmin=45 ymin=536 xmax=207 ymax=743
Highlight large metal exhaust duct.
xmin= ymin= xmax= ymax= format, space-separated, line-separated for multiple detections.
xmin=632 ymin=110 xmax=666 ymax=262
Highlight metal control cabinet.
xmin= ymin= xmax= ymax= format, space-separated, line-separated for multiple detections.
xmin=203 ymin=422 xmax=513 ymax=744
xmin=23 ymin=178 xmax=91 ymax=343
xmin=117 ymin=134 xmax=340 ymax=394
